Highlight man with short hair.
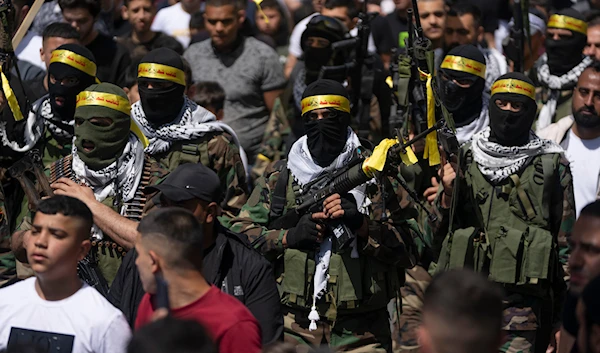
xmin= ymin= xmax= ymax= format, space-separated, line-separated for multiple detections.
xmin=59 ymin=0 xmax=131 ymax=86
xmin=132 ymin=48 xmax=250 ymax=216
xmin=535 ymin=8 xmax=592 ymax=130
xmin=191 ymin=81 xmax=225 ymax=121
xmin=416 ymin=0 xmax=445 ymax=51
xmin=117 ymin=0 xmax=183 ymax=59
xmin=25 ymin=23 xmax=80 ymax=101
xmin=0 ymin=196 xmax=131 ymax=353
xmin=184 ymin=0 xmax=286 ymax=161
xmin=538 ymin=63 xmax=600 ymax=218
xmin=145 ymin=163 xmax=283 ymax=344
xmin=418 ymin=269 xmax=504 ymax=353
xmin=583 ymin=17 xmax=600 ymax=61
xmin=443 ymin=3 xmax=507 ymax=95
xmin=128 ymin=317 xmax=217 ymax=353
xmin=151 ymin=0 xmax=202 ymax=48
xmin=553 ymin=201 xmax=600 ymax=353
xmin=134 ymin=207 xmax=262 ymax=353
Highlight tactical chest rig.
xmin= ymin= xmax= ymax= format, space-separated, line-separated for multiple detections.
xmin=267 ymin=160 xmax=404 ymax=321
xmin=49 ymin=154 xmax=155 ymax=294
xmin=437 ymin=146 xmax=563 ymax=298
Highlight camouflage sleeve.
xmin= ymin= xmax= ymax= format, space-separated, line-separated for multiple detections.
xmin=557 ymin=157 xmax=575 ymax=281
xmin=220 ymin=169 xmax=286 ymax=261
xmin=0 ymin=185 xmax=16 ymax=286
xmin=208 ymin=133 xmax=250 ymax=218
xmin=361 ymin=176 xmax=419 ymax=268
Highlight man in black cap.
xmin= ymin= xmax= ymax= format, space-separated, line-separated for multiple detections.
xmin=433 ymin=72 xmax=575 ymax=353
xmin=536 ymin=8 xmax=592 ymax=130
xmin=225 ymin=79 xmax=419 ymax=352
xmin=108 ymin=163 xmax=283 ymax=345
xmin=0 ymin=43 xmax=98 ymax=167
xmin=131 ymin=47 xmax=249 ymax=217
xmin=146 ymin=163 xmax=283 ymax=344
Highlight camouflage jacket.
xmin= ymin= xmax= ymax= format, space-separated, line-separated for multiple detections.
xmin=149 ymin=131 xmax=249 ymax=217
xmin=223 ymin=159 xmax=420 ymax=265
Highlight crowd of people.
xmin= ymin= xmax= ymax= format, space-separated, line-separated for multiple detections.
xmin=0 ymin=0 xmax=600 ymax=352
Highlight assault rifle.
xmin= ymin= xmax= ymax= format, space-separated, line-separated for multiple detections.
xmin=270 ymin=120 xmax=446 ymax=250
xmin=318 ymin=1 xmax=380 ymax=139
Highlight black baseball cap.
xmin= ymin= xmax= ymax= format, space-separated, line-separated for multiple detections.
xmin=144 ymin=163 xmax=222 ymax=203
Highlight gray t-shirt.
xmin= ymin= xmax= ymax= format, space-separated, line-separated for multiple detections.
xmin=184 ymin=37 xmax=286 ymax=159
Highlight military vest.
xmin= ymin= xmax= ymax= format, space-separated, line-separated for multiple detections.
xmin=49 ymin=155 xmax=154 ymax=286
xmin=437 ymin=146 xmax=562 ymax=297
xmin=268 ymin=161 xmax=405 ymax=320
xmin=150 ymin=132 xmax=218 ymax=172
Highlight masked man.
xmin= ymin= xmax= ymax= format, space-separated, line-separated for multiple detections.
xmin=290 ymin=15 xmax=391 ymax=142
xmin=0 ymin=43 xmax=97 ymax=167
xmin=224 ymin=79 xmax=419 ymax=352
xmin=12 ymin=83 xmax=166 ymax=288
xmin=131 ymin=48 xmax=249 ymax=216
xmin=434 ymin=73 xmax=575 ymax=353
xmin=536 ymin=9 xmax=592 ymax=131
xmin=438 ymin=44 xmax=489 ymax=145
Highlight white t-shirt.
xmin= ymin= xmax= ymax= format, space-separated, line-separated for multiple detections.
xmin=563 ymin=129 xmax=600 ymax=218
xmin=0 ymin=277 xmax=131 ymax=353
xmin=151 ymin=2 xmax=192 ymax=48
xmin=16 ymin=31 xmax=44 ymax=70
xmin=288 ymin=13 xmax=377 ymax=58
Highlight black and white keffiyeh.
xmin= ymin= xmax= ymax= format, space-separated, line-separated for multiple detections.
xmin=287 ymin=128 xmax=371 ymax=331
xmin=0 ymin=96 xmax=74 ymax=152
xmin=456 ymin=97 xmax=489 ymax=145
xmin=471 ymin=127 xmax=564 ymax=183
xmin=131 ymin=96 xmax=249 ymax=172
xmin=536 ymin=54 xmax=592 ymax=130
xmin=72 ymin=133 xmax=145 ymax=240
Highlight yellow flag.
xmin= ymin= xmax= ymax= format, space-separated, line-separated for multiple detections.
xmin=419 ymin=68 xmax=440 ymax=166
xmin=362 ymin=138 xmax=418 ymax=177
xmin=0 ymin=66 xmax=24 ymax=121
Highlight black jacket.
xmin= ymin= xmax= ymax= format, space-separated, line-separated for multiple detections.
xmin=109 ymin=222 xmax=283 ymax=345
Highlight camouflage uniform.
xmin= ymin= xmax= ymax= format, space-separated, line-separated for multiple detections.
xmin=147 ymin=131 xmax=249 ymax=217
xmin=431 ymin=145 xmax=574 ymax=353
xmin=223 ymin=156 xmax=421 ymax=352
xmin=11 ymin=154 xmax=168 ymax=285
xmin=0 ymin=182 xmax=14 ymax=287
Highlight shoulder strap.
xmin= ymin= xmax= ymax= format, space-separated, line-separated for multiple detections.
xmin=269 ymin=159 xmax=289 ymax=220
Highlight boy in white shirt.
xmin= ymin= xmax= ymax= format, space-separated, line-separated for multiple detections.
xmin=0 ymin=196 xmax=131 ymax=353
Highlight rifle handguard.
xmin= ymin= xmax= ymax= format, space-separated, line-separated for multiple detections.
xmin=296 ymin=164 xmax=370 ymax=213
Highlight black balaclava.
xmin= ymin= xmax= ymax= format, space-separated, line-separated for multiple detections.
xmin=488 ymin=72 xmax=537 ymax=146
xmin=301 ymin=15 xmax=348 ymax=85
xmin=437 ymin=44 xmax=486 ymax=127
xmin=48 ymin=44 xmax=97 ymax=122
xmin=138 ymin=48 xmax=186 ymax=127
xmin=74 ymin=83 xmax=132 ymax=171
xmin=545 ymin=9 xmax=587 ymax=76
xmin=301 ymin=79 xmax=351 ymax=167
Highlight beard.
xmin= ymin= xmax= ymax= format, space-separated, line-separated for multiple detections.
xmin=574 ymin=106 xmax=600 ymax=129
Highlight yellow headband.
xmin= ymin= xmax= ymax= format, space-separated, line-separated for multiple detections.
xmin=491 ymin=79 xmax=536 ymax=100
xmin=440 ymin=55 xmax=486 ymax=79
xmin=76 ymin=91 xmax=131 ymax=115
xmin=301 ymin=95 xmax=351 ymax=115
xmin=50 ymin=49 xmax=97 ymax=78
xmin=138 ymin=63 xmax=186 ymax=86
xmin=548 ymin=14 xmax=587 ymax=35
xmin=76 ymin=91 xmax=150 ymax=148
